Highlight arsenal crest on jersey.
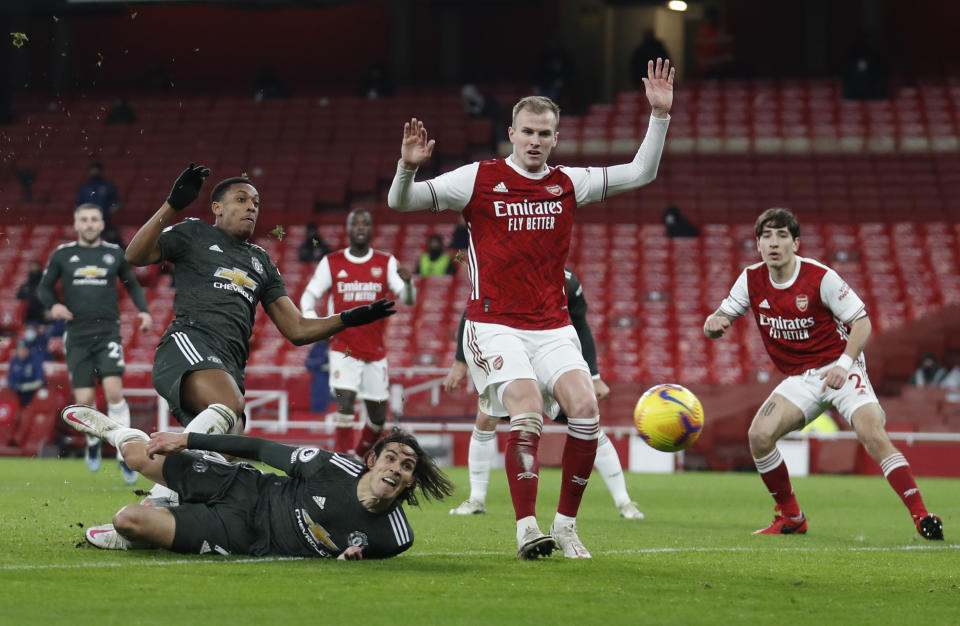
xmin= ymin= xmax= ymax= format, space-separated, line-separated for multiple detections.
xmin=544 ymin=184 xmax=562 ymax=196
xmin=795 ymin=294 xmax=809 ymax=312
xmin=493 ymin=356 xmax=503 ymax=370
xmin=371 ymin=266 xmax=383 ymax=278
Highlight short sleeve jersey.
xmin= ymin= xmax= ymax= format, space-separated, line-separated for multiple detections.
xmin=253 ymin=447 xmax=413 ymax=559
xmin=157 ymin=218 xmax=287 ymax=368
xmin=38 ymin=241 xmax=144 ymax=339
xmin=718 ymin=256 xmax=867 ymax=375
xmin=303 ymin=248 xmax=407 ymax=362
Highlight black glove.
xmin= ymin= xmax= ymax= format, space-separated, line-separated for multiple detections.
xmin=340 ymin=299 xmax=396 ymax=327
xmin=167 ymin=163 xmax=211 ymax=211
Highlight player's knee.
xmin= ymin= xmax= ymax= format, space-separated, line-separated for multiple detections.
xmin=562 ymin=395 xmax=598 ymax=421
xmin=747 ymin=421 xmax=776 ymax=450
xmin=112 ymin=504 xmax=143 ymax=535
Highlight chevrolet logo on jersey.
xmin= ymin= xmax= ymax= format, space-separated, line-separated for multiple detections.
xmin=213 ymin=267 xmax=257 ymax=304
xmin=75 ymin=266 xmax=107 ymax=279
xmin=302 ymin=510 xmax=339 ymax=552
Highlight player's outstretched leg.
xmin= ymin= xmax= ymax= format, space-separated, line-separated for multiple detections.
xmin=753 ymin=448 xmax=807 ymax=535
xmin=107 ymin=399 xmax=138 ymax=485
xmin=594 ymin=430 xmax=644 ymax=519
xmin=63 ymin=405 xmax=148 ymax=453
xmin=450 ymin=423 xmax=496 ymax=515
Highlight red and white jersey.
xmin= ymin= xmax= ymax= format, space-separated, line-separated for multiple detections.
xmin=718 ymin=256 xmax=866 ymax=375
xmin=425 ymin=158 xmax=611 ymax=329
xmin=301 ymin=248 xmax=409 ymax=362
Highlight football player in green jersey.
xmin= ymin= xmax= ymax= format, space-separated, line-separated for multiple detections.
xmin=38 ymin=203 xmax=152 ymax=483
xmin=124 ymin=164 xmax=396 ymax=506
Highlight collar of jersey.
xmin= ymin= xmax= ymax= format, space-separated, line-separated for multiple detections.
xmin=767 ymin=255 xmax=803 ymax=290
xmin=504 ymin=155 xmax=550 ymax=180
xmin=344 ymin=247 xmax=374 ymax=263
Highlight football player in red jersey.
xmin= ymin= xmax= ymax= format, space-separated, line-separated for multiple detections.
xmin=301 ymin=208 xmax=415 ymax=457
xmin=704 ymin=208 xmax=942 ymax=540
xmin=388 ymin=59 xmax=675 ymax=558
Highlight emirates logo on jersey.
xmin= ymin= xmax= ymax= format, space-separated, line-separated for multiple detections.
xmin=371 ymin=267 xmax=383 ymax=278
xmin=795 ymin=294 xmax=809 ymax=312
xmin=493 ymin=356 xmax=503 ymax=370
xmin=544 ymin=184 xmax=562 ymax=196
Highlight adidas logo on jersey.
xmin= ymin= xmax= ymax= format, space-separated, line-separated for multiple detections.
xmin=759 ymin=299 xmax=771 ymax=309
xmin=69 ymin=255 xmax=80 ymax=263
xmin=208 ymin=244 xmax=223 ymax=252
xmin=493 ymin=182 xmax=509 ymax=193
xmin=313 ymin=495 xmax=326 ymax=509
xmin=337 ymin=269 xmax=348 ymax=278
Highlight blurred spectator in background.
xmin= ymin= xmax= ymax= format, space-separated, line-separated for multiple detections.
xmin=358 ymin=64 xmax=394 ymax=99
xmin=305 ymin=340 xmax=331 ymax=413
xmin=16 ymin=167 xmax=34 ymax=202
xmin=76 ymin=162 xmax=121 ymax=245
xmin=535 ymin=45 xmax=575 ymax=112
xmin=450 ymin=217 xmax=469 ymax=251
xmin=663 ymin=205 xmax=699 ymax=238
xmin=632 ymin=29 xmax=671 ymax=89
xmin=461 ymin=84 xmax=506 ymax=150
xmin=104 ymin=99 xmax=135 ymax=124
xmin=842 ymin=34 xmax=889 ymax=101
xmin=694 ymin=6 xmax=734 ymax=78
xmin=909 ymin=352 xmax=947 ymax=387
xmin=417 ymin=234 xmax=455 ymax=276
xmin=298 ymin=222 xmax=331 ymax=263
xmin=16 ymin=260 xmax=47 ymax=328
xmin=7 ymin=338 xmax=45 ymax=406
xmin=941 ymin=360 xmax=960 ymax=391
xmin=253 ymin=67 xmax=290 ymax=101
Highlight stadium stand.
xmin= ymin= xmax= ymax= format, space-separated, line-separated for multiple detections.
xmin=0 ymin=80 xmax=957 ymax=469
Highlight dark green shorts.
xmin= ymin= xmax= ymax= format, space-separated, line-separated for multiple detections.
xmin=152 ymin=326 xmax=245 ymax=426
xmin=64 ymin=331 xmax=125 ymax=388
xmin=163 ymin=451 xmax=259 ymax=555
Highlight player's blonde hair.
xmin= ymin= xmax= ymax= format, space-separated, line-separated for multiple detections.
xmin=511 ymin=96 xmax=561 ymax=130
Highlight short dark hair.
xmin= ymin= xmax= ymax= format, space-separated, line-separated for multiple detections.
xmin=74 ymin=203 xmax=103 ymax=217
xmin=367 ymin=428 xmax=455 ymax=507
xmin=346 ymin=207 xmax=371 ymax=228
xmin=211 ymin=177 xmax=254 ymax=203
xmin=755 ymin=207 xmax=800 ymax=239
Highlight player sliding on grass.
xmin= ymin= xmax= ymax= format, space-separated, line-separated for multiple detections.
xmin=703 ymin=208 xmax=943 ymax=540
xmin=63 ymin=405 xmax=453 ymax=559
xmin=388 ymin=58 xmax=674 ymax=559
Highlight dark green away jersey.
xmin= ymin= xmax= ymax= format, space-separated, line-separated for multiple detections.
xmin=158 ymin=218 xmax=287 ymax=368
xmin=189 ymin=434 xmax=414 ymax=559
xmin=37 ymin=241 xmax=149 ymax=339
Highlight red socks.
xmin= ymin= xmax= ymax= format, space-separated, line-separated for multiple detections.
xmin=881 ymin=453 xmax=928 ymax=519
xmin=754 ymin=449 xmax=801 ymax=517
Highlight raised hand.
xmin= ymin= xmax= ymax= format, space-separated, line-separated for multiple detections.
xmin=340 ymin=299 xmax=397 ymax=327
xmin=641 ymin=57 xmax=676 ymax=118
xmin=400 ymin=118 xmax=435 ymax=170
xmin=167 ymin=162 xmax=211 ymax=211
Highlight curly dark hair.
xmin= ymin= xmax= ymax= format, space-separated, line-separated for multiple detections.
xmin=367 ymin=428 xmax=455 ymax=507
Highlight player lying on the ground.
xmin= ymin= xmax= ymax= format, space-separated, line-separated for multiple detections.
xmin=63 ymin=405 xmax=454 ymax=559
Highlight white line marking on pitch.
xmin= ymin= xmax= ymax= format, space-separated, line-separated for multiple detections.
xmin=1 ymin=544 xmax=957 ymax=570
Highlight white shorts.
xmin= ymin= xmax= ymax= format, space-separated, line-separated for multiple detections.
xmin=462 ymin=320 xmax=589 ymax=418
xmin=329 ymin=350 xmax=389 ymax=402
xmin=772 ymin=356 xmax=880 ymax=425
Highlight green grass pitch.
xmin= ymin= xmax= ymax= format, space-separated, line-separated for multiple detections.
xmin=1 ymin=458 xmax=957 ymax=625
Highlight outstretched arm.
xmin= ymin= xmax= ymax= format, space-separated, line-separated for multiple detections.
xmin=388 ymin=118 xmax=442 ymax=213
xmin=147 ymin=432 xmax=298 ymax=472
xmin=265 ymin=295 xmax=396 ymax=346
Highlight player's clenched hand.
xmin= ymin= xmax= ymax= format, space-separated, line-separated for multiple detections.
xmin=48 ymin=303 xmax=73 ymax=321
xmin=137 ymin=312 xmax=153 ymax=333
xmin=337 ymin=546 xmax=363 ymax=561
xmin=593 ymin=376 xmax=611 ymax=401
xmin=703 ymin=315 xmax=731 ymax=338
xmin=340 ymin=299 xmax=396 ymax=327
xmin=167 ymin=162 xmax=211 ymax=211
xmin=642 ymin=57 xmax=675 ymax=118
xmin=819 ymin=366 xmax=847 ymax=391
xmin=400 ymin=118 xmax=435 ymax=170
xmin=146 ymin=432 xmax=189 ymax=459
xmin=443 ymin=361 xmax=468 ymax=392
